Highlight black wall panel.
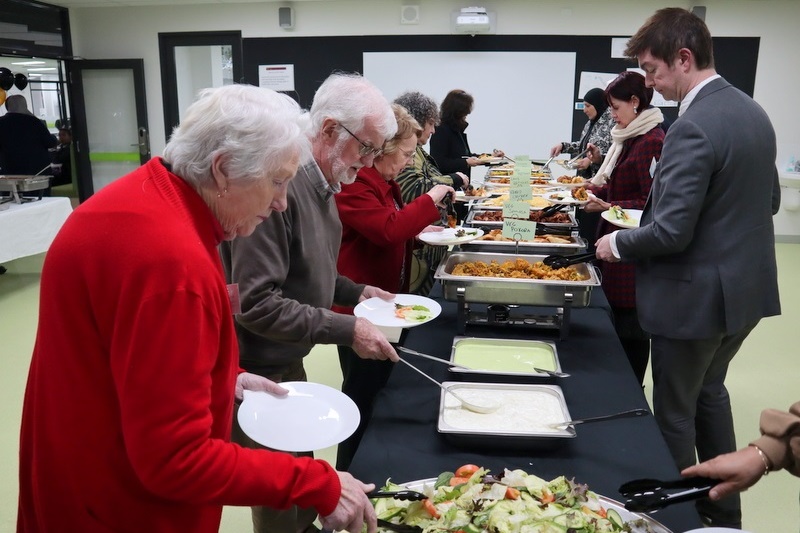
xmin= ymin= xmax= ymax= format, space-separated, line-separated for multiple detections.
xmin=243 ymin=35 xmax=759 ymax=140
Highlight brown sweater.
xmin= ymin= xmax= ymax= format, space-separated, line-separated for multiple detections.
xmin=219 ymin=161 xmax=364 ymax=374
xmin=751 ymin=401 xmax=800 ymax=476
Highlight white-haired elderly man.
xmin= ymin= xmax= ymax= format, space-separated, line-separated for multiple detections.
xmin=219 ymin=72 xmax=399 ymax=533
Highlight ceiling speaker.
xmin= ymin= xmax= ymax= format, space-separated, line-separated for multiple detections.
xmin=400 ymin=5 xmax=420 ymax=25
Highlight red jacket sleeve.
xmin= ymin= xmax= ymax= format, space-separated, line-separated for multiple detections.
xmin=336 ymin=180 xmax=441 ymax=247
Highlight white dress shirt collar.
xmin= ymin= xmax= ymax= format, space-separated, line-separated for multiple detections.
xmin=678 ymin=74 xmax=721 ymax=116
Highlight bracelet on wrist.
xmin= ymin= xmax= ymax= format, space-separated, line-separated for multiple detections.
xmin=749 ymin=444 xmax=772 ymax=476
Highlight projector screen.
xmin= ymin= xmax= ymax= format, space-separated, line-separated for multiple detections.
xmin=364 ymin=51 xmax=577 ymax=167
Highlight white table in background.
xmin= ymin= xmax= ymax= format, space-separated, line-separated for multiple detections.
xmin=0 ymin=197 xmax=73 ymax=264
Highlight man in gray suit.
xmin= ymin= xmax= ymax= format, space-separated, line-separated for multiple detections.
xmin=595 ymin=8 xmax=781 ymax=527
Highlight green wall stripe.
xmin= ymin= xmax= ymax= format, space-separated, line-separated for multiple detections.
xmin=89 ymin=152 xmax=140 ymax=162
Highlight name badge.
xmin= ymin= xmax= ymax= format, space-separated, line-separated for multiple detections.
xmin=227 ymin=283 xmax=242 ymax=315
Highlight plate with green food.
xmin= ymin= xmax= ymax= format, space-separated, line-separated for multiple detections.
xmin=601 ymin=206 xmax=642 ymax=228
xmin=355 ymin=294 xmax=441 ymax=328
xmin=373 ymin=465 xmax=672 ymax=533
xmin=418 ymin=227 xmax=484 ymax=246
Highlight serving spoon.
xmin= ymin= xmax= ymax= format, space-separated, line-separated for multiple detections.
xmin=397 ymin=357 xmax=499 ymax=414
xmin=548 ymin=407 xmax=650 ymax=428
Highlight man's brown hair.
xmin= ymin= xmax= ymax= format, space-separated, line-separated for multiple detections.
xmin=625 ymin=7 xmax=715 ymax=70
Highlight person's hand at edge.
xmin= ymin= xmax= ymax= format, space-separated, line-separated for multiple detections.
xmin=235 ymin=372 xmax=288 ymax=401
xmin=320 ymin=472 xmax=377 ymax=533
xmin=681 ymin=446 xmax=767 ymax=500
xmin=352 ymin=317 xmax=398 ymax=362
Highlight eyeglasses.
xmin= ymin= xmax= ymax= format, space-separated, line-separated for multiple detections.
xmin=398 ymin=147 xmax=416 ymax=160
xmin=339 ymin=123 xmax=384 ymax=157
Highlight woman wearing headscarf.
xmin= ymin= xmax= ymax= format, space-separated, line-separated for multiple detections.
xmin=17 ymin=85 xmax=381 ymax=533
xmin=394 ymin=91 xmax=468 ymax=295
xmin=333 ymin=104 xmax=454 ymax=470
xmin=584 ymin=71 xmax=665 ymax=386
xmin=550 ymin=87 xmax=614 ymax=180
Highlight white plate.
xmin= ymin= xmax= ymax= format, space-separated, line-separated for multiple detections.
xmin=544 ymin=190 xmax=589 ymax=205
xmin=601 ymin=208 xmax=643 ymax=228
xmin=418 ymin=227 xmax=484 ymax=246
xmin=237 ymin=383 xmax=359 ymax=452
xmin=354 ymin=294 xmax=441 ymax=328
xmin=396 ymin=479 xmax=673 ymax=533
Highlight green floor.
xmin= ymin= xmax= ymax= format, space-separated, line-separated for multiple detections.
xmin=1 ymin=247 xmax=798 ymax=532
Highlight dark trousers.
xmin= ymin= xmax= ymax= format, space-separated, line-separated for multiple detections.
xmin=611 ymin=306 xmax=650 ymax=386
xmin=336 ymin=345 xmax=394 ymax=471
xmin=650 ymin=323 xmax=758 ymax=528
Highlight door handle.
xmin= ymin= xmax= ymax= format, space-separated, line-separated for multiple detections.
xmin=137 ymin=127 xmax=150 ymax=157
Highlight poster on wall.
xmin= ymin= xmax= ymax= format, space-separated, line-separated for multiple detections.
xmin=258 ymin=64 xmax=295 ymax=92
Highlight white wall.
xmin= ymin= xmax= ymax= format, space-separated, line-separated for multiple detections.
xmin=67 ymin=0 xmax=800 ymax=234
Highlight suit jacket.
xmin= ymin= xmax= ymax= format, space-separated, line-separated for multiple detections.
xmin=616 ymin=77 xmax=781 ymax=339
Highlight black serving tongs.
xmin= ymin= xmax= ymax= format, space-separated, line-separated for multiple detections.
xmin=369 ymin=489 xmax=428 ymax=501
xmin=619 ymin=476 xmax=718 ymax=513
xmin=540 ymin=203 xmax=568 ymax=218
xmin=377 ymin=519 xmax=422 ymax=533
xmin=543 ymin=251 xmax=596 ymax=269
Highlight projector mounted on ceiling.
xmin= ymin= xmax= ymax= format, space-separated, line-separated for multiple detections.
xmin=451 ymin=6 xmax=494 ymax=35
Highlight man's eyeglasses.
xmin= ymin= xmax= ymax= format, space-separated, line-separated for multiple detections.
xmin=339 ymin=123 xmax=384 ymax=157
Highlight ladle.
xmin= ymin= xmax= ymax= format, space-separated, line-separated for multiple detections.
xmin=397 ymin=357 xmax=499 ymax=414
xmin=542 ymin=251 xmax=597 ymax=269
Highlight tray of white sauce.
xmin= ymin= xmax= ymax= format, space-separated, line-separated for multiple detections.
xmin=437 ymin=382 xmax=575 ymax=449
xmin=448 ymin=337 xmax=562 ymax=383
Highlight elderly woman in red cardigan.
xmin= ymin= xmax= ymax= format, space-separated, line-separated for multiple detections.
xmin=584 ymin=71 xmax=665 ymax=386
xmin=333 ymin=104 xmax=454 ymax=470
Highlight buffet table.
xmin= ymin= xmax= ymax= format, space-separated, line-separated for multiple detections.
xmin=349 ymin=285 xmax=703 ymax=532
xmin=0 ymin=197 xmax=73 ymax=264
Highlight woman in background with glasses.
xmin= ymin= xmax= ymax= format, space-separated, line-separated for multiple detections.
xmin=394 ymin=91 xmax=469 ymax=295
xmin=332 ymin=104 xmax=454 ymax=471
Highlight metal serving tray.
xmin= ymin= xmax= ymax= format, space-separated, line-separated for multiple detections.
xmin=437 ymin=382 xmax=575 ymax=449
xmin=434 ymin=251 xmax=599 ymax=307
xmin=465 ymin=208 xmax=577 ymax=228
xmin=448 ymin=336 xmax=563 ymax=383
xmin=460 ymin=234 xmax=586 ymax=254
xmin=0 ymin=174 xmax=52 ymax=192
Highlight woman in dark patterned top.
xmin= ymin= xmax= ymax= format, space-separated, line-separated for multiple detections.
xmin=550 ymin=88 xmax=615 ymax=180
xmin=394 ymin=91 xmax=469 ymax=296
xmin=584 ymin=71 xmax=665 ymax=385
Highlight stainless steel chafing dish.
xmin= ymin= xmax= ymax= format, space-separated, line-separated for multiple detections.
xmin=0 ymin=174 xmax=52 ymax=204
xmin=434 ymin=251 xmax=600 ymax=337
xmin=465 ymin=208 xmax=577 ymax=228
xmin=460 ymin=234 xmax=587 ymax=255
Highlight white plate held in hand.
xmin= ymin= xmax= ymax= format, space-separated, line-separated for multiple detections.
xmin=601 ymin=208 xmax=643 ymax=228
xmin=418 ymin=227 xmax=484 ymax=246
xmin=354 ymin=294 xmax=441 ymax=328
xmin=237 ymin=383 xmax=359 ymax=452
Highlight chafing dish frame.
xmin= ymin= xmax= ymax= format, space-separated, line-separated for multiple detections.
xmin=434 ymin=251 xmax=600 ymax=338
xmin=0 ymin=174 xmax=52 ymax=204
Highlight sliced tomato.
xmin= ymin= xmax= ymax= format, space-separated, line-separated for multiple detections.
xmin=505 ymin=487 xmax=520 ymax=500
xmin=455 ymin=464 xmax=481 ymax=478
xmin=449 ymin=476 xmax=470 ymax=487
xmin=540 ymin=489 xmax=555 ymax=504
xmin=422 ymin=499 xmax=440 ymax=518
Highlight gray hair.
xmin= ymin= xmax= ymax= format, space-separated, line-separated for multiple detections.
xmin=309 ymin=72 xmax=396 ymax=140
xmin=393 ymin=91 xmax=440 ymax=127
xmin=163 ymin=84 xmax=309 ymax=188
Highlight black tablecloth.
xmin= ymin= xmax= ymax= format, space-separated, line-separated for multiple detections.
xmin=348 ymin=285 xmax=703 ymax=532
